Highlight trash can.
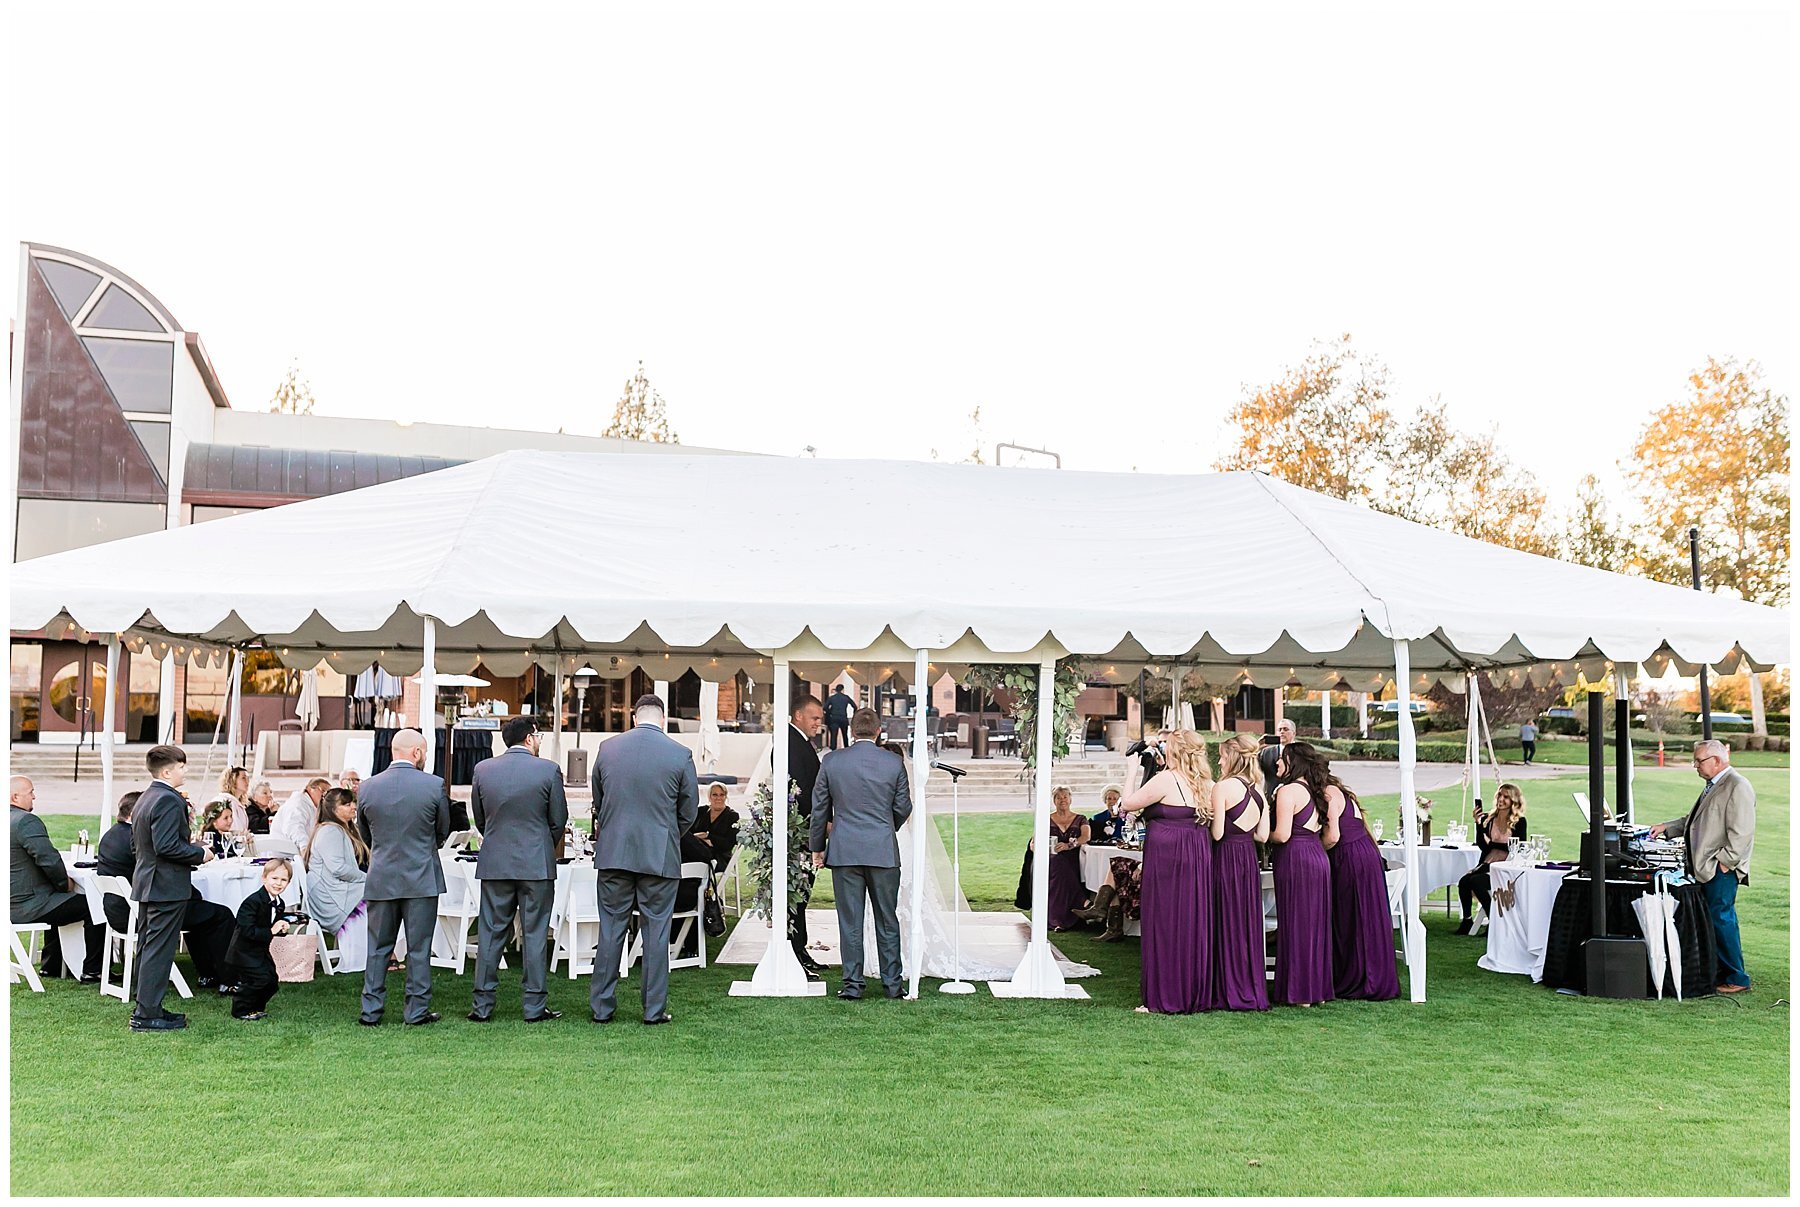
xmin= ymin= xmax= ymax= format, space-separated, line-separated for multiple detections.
xmin=565 ymin=747 xmax=589 ymax=787
xmin=277 ymin=720 xmax=305 ymax=770
xmin=971 ymin=726 xmax=989 ymax=759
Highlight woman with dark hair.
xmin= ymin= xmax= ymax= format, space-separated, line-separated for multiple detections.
xmin=1270 ymin=742 xmax=1333 ymax=1007
xmin=198 ymin=799 xmax=239 ymax=857
xmin=304 ymin=787 xmax=369 ymax=973
xmin=1321 ymin=751 xmax=1400 ymax=1001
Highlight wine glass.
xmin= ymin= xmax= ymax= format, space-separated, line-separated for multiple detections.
xmin=1372 ymin=818 xmax=1385 ymax=842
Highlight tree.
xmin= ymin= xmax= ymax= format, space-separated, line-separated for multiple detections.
xmin=268 ymin=362 xmax=316 ymax=415
xmin=1628 ymin=356 xmax=1789 ymax=606
xmin=1380 ymin=403 xmax=1555 ymax=556
xmin=1423 ymin=674 xmax=1562 ymax=730
xmin=1559 ymin=473 xmax=1634 ymax=571
xmin=1215 ymin=333 xmax=1393 ymax=501
xmin=602 ymin=361 xmax=680 ymax=443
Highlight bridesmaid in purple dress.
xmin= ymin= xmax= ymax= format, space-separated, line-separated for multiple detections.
xmin=1209 ymin=734 xmax=1271 ymax=1011
xmin=1118 ymin=730 xmax=1215 ymax=1014
xmin=1316 ymin=749 xmax=1401 ymax=1001
xmin=1045 ymin=786 xmax=1090 ymax=931
xmin=1270 ymin=743 xmax=1334 ymax=1007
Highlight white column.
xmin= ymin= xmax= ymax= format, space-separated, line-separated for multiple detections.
xmin=1320 ymin=690 xmax=1331 ymax=741
xmin=1466 ymin=671 xmax=1481 ymax=821
xmin=907 ymin=649 xmax=930 ymax=998
xmin=653 ymin=679 xmax=671 ymax=708
xmin=157 ymin=651 xmax=176 ymax=744
xmin=551 ymin=663 xmax=566 ymax=763
xmin=1395 ymin=640 xmax=1427 ymax=1003
xmin=100 ymin=637 xmax=120 ymax=835
xmin=226 ymin=651 xmax=243 ymax=765
xmin=993 ymin=656 xmax=1084 ymax=999
xmin=421 ymin=617 xmax=437 ymax=775
xmin=733 ymin=656 xmax=822 ymax=996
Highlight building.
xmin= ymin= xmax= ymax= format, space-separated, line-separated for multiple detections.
xmin=8 ymin=241 xmax=747 ymax=746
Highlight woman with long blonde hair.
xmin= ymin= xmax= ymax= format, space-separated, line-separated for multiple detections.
xmin=1116 ymin=729 xmax=1217 ymax=1013
xmin=210 ymin=765 xmax=250 ymax=833
xmin=1209 ymin=733 xmax=1271 ymax=1010
xmin=1455 ymin=783 xmax=1528 ymax=934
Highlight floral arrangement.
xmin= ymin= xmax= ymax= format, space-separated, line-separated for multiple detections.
xmin=966 ymin=658 xmax=1086 ymax=773
xmin=736 ymin=778 xmax=813 ymax=921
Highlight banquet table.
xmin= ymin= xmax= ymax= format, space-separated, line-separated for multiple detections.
xmin=1378 ymin=840 xmax=1482 ymax=913
xmin=1080 ymin=845 xmax=1277 ymax=938
xmin=1539 ymin=876 xmax=1716 ymax=997
xmin=1476 ymin=860 xmax=1571 ymax=979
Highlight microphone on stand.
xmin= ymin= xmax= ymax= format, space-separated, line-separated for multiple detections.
xmin=930 ymin=760 xmax=967 ymax=780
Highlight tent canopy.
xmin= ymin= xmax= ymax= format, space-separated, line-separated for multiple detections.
xmin=11 ymin=451 xmax=1786 ymax=684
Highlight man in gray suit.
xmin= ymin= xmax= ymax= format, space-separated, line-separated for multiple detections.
xmin=589 ymin=694 xmax=697 ymax=1025
xmin=356 ymin=729 xmax=452 ymax=1025
xmin=468 ymin=717 xmax=568 ymax=1023
xmin=810 ymin=707 xmax=913 ymax=1000
xmin=1651 ymin=738 xmax=1757 ymax=994
xmin=128 ymin=746 xmax=210 ymax=1030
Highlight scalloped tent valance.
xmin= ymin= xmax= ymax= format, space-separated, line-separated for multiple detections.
xmin=12 ymin=451 xmax=1787 ymax=682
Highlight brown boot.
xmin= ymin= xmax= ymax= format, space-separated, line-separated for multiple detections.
xmin=1095 ymin=901 xmax=1126 ymax=942
xmin=1074 ymin=884 xmax=1116 ymax=923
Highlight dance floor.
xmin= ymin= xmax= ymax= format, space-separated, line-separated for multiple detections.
xmin=716 ymin=908 xmax=1101 ymax=977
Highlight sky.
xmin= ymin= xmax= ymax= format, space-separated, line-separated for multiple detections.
xmin=5 ymin=0 xmax=1792 ymax=520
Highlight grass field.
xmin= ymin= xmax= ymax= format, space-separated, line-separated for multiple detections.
xmin=9 ymin=766 xmax=1789 ymax=1196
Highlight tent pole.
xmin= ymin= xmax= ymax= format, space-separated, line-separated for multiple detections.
xmin=1467 ymin=671 xmax=1481 ymax=824
xmin=100 ymin=636 xmax=120 ymax=838
xmin=732 ymin=655 xmax=819 ymax=996
xmin=1394 ymin=640 xmax=1426 ymax=1003
xmin=421 ymin=617 xmax=438 ymax=780
xmin=1320 ymin=689 xmax=1330 ymax=742
xmin=1587 ymin=690 xmax=1607 ymax=940
xmin=993 ymin=655 xmax=1082 ymax=999
xmin=226 ymin=650 xmax=243 ymax=768
xmin=907 ymin=649 xmax=930 ymax=998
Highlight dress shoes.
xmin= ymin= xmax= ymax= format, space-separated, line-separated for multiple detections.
xmin=884 ymin=985 xmax=905 ymax=999
xmin=129 ymin=1013 xmax=186 ymax=1032
xmin=358 ymin=1015 xmax=383 ymax=1027
xmin=837 ymin=985 xmax=864 ymax=1001
xmin=590 ymin=1014 xmax=614 ymax=1024
xmin=803 ymin=966 xmax=823 ymax=982
xmin=643 ymin=1012 xmax=674 ymax=1025
xmin=405 ymin=1012 xmax=442 ymax=1026
xmin=524 ymin=1009 xmax=563 ymax=1023
xmin=466 ymin=1011 xmax=493 ymax=1023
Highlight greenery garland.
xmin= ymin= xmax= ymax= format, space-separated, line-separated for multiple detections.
xmin=735 ymin=778 xmax=813 ymax=921
xmin=967 ymin=659 xmax=1086 ymax=771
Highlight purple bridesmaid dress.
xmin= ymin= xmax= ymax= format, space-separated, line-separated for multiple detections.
xmin=1046 ymin=816 xmax=1085 ymax=930
xmin=1328 ymin=802 xmax=1400 ymax=1001
xmin=1272 ymin=793 xmax=1334 ymax=1006
xmin=1139 ymin=801 xmax=1214 ymax=1013
xmin=1213 ymin=782 xmax=1269 ymax=1011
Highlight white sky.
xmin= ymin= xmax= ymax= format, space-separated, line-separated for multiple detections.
xmin=5 ymin=0 xmax=1792 ymax=519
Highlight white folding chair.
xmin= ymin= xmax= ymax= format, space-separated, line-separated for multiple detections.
xmin=92 ymin=875 xmax=191 ymax=1002
xmin=442 ymin=830 xmax=477 ymax=852
xmin=252 ymin=837 xmax=299 ymax=858
xmin=622 ymin=862 xmax=712 ymax=977
xmin=1386 ymin=867 xmax=1414 ymax=968
xmin=552 ymin=865 xmax=602 ymax=979
xmin=8 ymin=923 xmax=49 ymax=992
xmin=431 ymin=856 xmax=484 ymax=974
xmin=720 ymin=847 xmax=743 ymax=916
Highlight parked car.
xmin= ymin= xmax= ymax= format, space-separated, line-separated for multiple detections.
xmin=1700 ymin=712 xmax=1751 ymax=727
xmin=1373 ymin=701 xmax=1429 ymax=714
xmin=1545 ymin=707 xmax=1577 ymax=719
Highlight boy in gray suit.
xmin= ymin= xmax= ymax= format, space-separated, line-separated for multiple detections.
xmin=809 ymin=708 xmax=913 ymax=1000
xmin=589 ymin=694 xmax=698 ymax=1025
xmin=468 ymin=717 xmax=568 ymax=1022
xmin=356 ymin=729 xmax=452 ymax=1025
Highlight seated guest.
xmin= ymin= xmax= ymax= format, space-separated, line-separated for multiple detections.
xmin=98 ymin=790 xmax=236 ymax=991
xmin=199 ymin=800 xmax=238 ymax=857
xmin=1089 ymin=784 xmax=1126 ymax=844
xmin=245 ymin=780 xmax=278 ymax=834
xmin=272 ymin=778 xmax=331 ymax=854
xmin=9 ymin=775 xmax=103 ymax=981
xmin=337 ymin=767 xmax=362 ymax=794
xmin=1074 ymin=856 xmax=1143 ymax=941
xmin=304 ymin=787 xmax=369 ymax=973
xmin=682 ymin=783 xmax=739 ymax=874
xmin=1455 ymin=784 xmax=1527 ymax=934
xmin=227 ymin=858 xmax=296 ymax=1021
xmin=210 ymin=766 xmax=251 ymax=832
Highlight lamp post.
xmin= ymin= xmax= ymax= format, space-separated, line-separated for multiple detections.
xmin=573 ymin=666 xmax=598 ymax=743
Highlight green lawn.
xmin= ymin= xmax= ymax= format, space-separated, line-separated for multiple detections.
xmin=11 ymin=767 xmax=1788 ymax=1196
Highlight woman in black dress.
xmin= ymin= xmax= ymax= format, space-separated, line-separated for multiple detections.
xmin=682 ymin=783 xmax=740 ymax=874
xmin=1455 ymin=783 xmax=1528 ymax=933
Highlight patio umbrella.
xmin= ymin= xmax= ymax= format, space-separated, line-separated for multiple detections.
xmin=1661 ymin=881 xmax=1683 ymax=1001
xmin=1631 ymin=892 xmax=1668 ymax=1000
xmin=698 ymin=680 xmax=722 ymax=774
xmin=296 ymin=669 xmax=321 ymax=731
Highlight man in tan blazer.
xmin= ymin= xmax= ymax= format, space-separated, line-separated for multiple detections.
xmin=1650 ymin=739 xmax=1756 ymax=994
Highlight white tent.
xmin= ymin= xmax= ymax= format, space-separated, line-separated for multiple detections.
xmin=12 ymin=451 xmax=1787 ymax=1002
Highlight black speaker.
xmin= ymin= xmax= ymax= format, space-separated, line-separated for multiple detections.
xmin=1585 ymin=937 xmax=1649 ymax=999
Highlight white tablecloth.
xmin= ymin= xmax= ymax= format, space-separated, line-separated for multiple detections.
xmin=1477 ymin=861 xmax=1570 ymax=979
xmin=1080 ymin=845 xmax=1277 ymax=937
xmin=1379 ymin=840 xmax=1482 ymax=902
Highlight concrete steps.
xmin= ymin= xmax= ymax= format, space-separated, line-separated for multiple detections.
xmin=923 ymin=755 xmax=1131 ymax=800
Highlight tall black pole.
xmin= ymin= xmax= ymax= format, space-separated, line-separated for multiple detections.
xmin=1614 ymin=689 xmax=1631 ymax=826
xmin=1691 ymin=527 xmax=1712 ymax=741
xmin=1587 ymin=690 xmax=1607 ymax=939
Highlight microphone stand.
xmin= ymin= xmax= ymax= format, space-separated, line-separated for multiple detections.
xmin=933 ymin=760 xmax=975 ymax=993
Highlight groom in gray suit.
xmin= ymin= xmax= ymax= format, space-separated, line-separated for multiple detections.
xmin=589 ymin=694 xmax=697 ymax=1025
xmin=357 ymin=729 xmax=452 ymax=1026
xmin=810 ymin=707 xmax=913 ymax=1000
xmin=468 ymin=716 xmax=568 ymax=1022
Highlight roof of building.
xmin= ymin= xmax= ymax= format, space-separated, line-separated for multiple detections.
xmin=182 ymin=443 xmax=466 ymax=505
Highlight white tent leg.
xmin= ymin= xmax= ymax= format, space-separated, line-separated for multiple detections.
xmin=226 ymin=651 xmax=243 ymax=767
xmin=157 ymin=651 xmax=176 ymax=744
xmin=1467 ymin=671 xmax=1481 ymax=823
xmin=1320 ymin=689 xmax=1330 ymax=741
xmin=906 ymin=649 xmax=929 ymax=998
xmin=1396 ymin=640 xmax=1427 ymax=1003
xmin=732 ymin=656 xmax=821 ymax=996
xmin=100 ymin=637 xmax=120 ymax=837
xmin=421 ymin=617 xmax=438 ymax=776
xmin=993 ymin=656 xmax=1085 ymax=999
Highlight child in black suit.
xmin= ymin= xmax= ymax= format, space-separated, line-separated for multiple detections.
xmin=228 ymin=858 xmax=296 ymax=1020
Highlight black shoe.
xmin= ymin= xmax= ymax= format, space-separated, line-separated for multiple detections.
xmin=837 ymin=985 xmax=864 ymax=1000
xmin=590 ymin=1014 xmax=613 ymax=1024
xmin=643 ymin=1012 xmax=673 ymax=1025
xmin=77 ymin=973 xmax=101 ymax=985
xmin=796 ymin=951 xmax=824 ymax=974
xmin=884 ymin=985 xmax=905 ymax=999
xmin=358 ymin=1015 xmax=383 ymax=1027
xmin=466 ymin=1011 xmax=492 ymax=1023
xmin=130 ymin=1013 xmax=186 ymax=1032
xmin=803 ymin=966 xmax=823 ymax=982
xmin=159 ymin=1010 xmax=186 ymax=1024
xmin=405 ymin=1012 xmax=442 ymax=1026
xmin=1453 ymin=918 xmax=1474 ymax=936
xmin=524 ymin=1009 xmax=563 ymax=1023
